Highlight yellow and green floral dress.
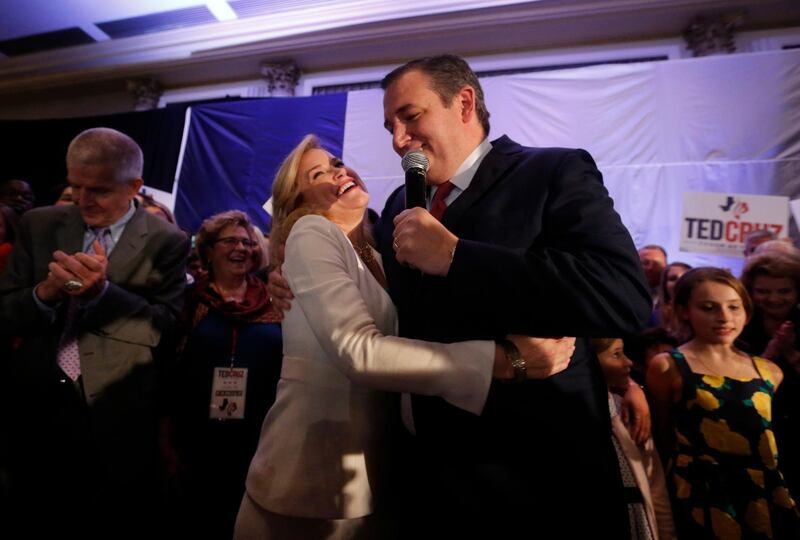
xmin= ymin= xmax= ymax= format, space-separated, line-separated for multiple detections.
xmin=669 ymin=350 xmax=800 ymax=539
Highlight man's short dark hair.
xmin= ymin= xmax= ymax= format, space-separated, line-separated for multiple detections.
xmin=381 ymin=54 xmax=491 ymax=136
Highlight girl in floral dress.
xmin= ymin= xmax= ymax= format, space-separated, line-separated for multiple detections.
xmin=647 ymin=267 xmax=799 ymax=539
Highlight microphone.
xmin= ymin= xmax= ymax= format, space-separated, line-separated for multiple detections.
xmin=401 ymin=150 xmax=429 ymax=209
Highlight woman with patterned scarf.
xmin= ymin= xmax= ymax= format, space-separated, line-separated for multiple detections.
xmin=168 ymin=210 xmax=282 ymax=539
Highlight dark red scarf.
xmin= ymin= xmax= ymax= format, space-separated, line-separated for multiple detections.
xmin=191 ymin=274 xmax=281 ymax=328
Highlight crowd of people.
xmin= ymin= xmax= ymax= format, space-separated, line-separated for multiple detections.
xmin=1 ymin=54 xmax=799 ymax=539
xmin=631 ymin=238 xmax=800 ymax=539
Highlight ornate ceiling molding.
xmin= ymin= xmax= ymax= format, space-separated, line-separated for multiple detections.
xmin=0 ymin=0 xmax=795 ymax=96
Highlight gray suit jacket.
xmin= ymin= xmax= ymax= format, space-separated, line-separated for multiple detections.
xmin=0 ymin=203 xmax=188 ymax=411
xmin=0 ymin=203 xmax=189 ymax=535
xmin=0 ymin=202 xmax=188 ymax=402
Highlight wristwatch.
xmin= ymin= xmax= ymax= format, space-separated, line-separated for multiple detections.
xmin=499 ymin=339 xmax=527 ymax=383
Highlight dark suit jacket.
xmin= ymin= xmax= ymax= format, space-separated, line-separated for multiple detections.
xmin=0 ymin=204 xmax=188 ymax=537
xmin=375 ymin=136 xmax=651 ymax=536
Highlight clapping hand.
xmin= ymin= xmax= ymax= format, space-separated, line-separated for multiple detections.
xmin=764 ymin=321 xmax=796 ymax=360
xmin=36 ymin=239 xmax=108 ymax=302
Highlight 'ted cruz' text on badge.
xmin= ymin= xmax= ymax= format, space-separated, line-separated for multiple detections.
xmin=684 ymin=218 xmax=782 ymax=242
xmin=219 ymin=369 xmax=245 ymax=378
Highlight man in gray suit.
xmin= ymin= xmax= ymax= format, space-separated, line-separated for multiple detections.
xmin=0 ymin=128 xmax=188 ymax=538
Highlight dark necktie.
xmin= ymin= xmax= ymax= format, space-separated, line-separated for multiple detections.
xmin=57 ymin=227 xmax=110 ymax=380
xmin=430 ymin=181 xmax=455 ymax=221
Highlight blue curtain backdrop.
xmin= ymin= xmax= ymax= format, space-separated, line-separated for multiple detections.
xmin=174 ymin=93 xmax=347 ymax=233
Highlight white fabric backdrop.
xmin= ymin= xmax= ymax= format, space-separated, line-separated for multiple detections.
xmin=342 ymin=48 xmax=800 ymax=274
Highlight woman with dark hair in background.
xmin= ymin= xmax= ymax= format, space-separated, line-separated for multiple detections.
xmin=739 ymin=251 xmax=800 ymax=501
xmin=135 ymin=191 xmax=177 ymax=224
xmin=654 ymin=261 xmax=692 ymax=334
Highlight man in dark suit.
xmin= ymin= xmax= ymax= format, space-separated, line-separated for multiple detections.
xmin=377 ymin=55 xmax=652 ymax=538
xmin=0 ymin=128 xmax=188 ymax=539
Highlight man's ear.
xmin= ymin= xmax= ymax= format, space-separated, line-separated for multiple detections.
xmin=129 ymin=177 xmax=144 ymax=195
xmin=457 ymin=85 xmax=476 ymax=124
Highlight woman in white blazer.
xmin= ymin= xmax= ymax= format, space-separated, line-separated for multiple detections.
xmin=233 ymin=135 xmax=575 ymax=539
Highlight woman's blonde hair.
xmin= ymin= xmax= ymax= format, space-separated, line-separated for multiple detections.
xmin=270 ymin=135 xmax=323 ymax=257
xmin=270 ymin=134 xmax=373 ymax=267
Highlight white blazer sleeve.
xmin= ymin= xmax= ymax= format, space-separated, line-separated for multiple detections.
xmin=284 ymin=215 xmax=494 ymax=415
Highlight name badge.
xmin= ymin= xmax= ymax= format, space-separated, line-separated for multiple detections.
xmin=209 ymin=367 xmax=247 ymax=420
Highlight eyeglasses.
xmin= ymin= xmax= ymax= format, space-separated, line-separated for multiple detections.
xmin=215 ymin=237 xmax=258 ymax=249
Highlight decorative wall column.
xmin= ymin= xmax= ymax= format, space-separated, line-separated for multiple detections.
xmin=683 ymin=12 xmax=745 ymax=57
xmin=126 ymin=78 xmax=163 ymax=110
xmin=259 ymin=61 xmax=301 ymax=97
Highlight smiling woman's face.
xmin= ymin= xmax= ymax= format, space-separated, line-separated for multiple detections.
xmin=751 ymin=275 xmax=798 ymax=320
xmin=297 ymin=148 xmax=369 ymax=219
xmin=208 ymin=224 xmax=256 ymax=279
